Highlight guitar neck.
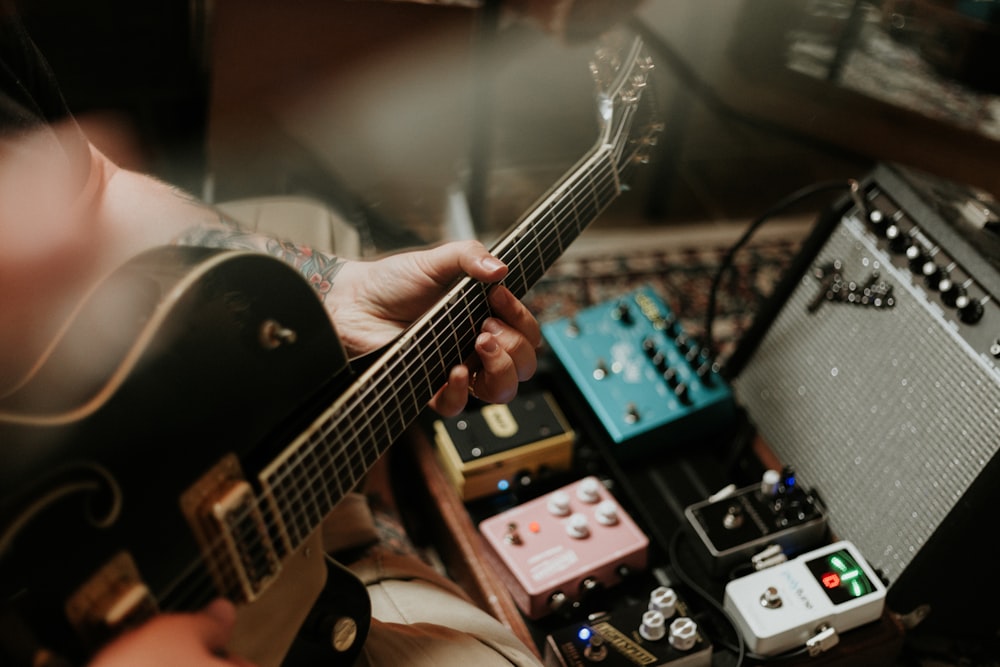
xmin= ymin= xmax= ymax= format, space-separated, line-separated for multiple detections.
xmin=258 ymin=150 xmax=621 ymax=550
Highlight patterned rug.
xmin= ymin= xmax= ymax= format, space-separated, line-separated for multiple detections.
xmin=522 ymin=232 xmax=803 ymax=366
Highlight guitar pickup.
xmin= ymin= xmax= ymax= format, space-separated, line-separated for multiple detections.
xmin=181 ymin=456 xmax=281 ymax=603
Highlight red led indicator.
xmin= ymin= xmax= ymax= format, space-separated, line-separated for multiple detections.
xmin=821 ymin=572 xmax=841 ymax=589
xmin=529 ymin=521 xmax=541 ymax=533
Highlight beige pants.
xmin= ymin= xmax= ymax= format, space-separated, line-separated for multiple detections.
xmin=322 ymin=494 xmax=543 ymax=667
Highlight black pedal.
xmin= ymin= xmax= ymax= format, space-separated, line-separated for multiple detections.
xmin=683 ymin=467 xmax=829 ymax=576
xmin=544 ymin=583 xmax=712 ymax=667
xmin=433 ymin=390 xmax=575 ymax=501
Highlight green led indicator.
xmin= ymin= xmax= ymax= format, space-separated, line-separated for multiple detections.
xmin=809 ymin=548 xmax=878 ymax=605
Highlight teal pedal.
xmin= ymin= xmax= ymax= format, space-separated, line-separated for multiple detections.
xmin=542 ymin=286 xmax=734 ymax=458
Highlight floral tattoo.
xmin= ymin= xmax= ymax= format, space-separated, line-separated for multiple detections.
xmin=173 ymin=217 xmax=345 ymax=298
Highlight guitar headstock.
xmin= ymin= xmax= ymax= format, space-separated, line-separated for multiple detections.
xmin=589 ymin=32 xmax=663 ymax=176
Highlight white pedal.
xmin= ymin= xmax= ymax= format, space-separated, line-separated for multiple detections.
xmin=723 ymin=540 xmax=886 ymax=656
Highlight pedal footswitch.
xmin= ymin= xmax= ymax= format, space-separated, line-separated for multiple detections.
xmin=479 ymin=476 xmax=649 ymax=619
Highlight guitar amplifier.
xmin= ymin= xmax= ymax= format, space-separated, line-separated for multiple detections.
xmin=725 ymin=163 xmax=1000 ymax=639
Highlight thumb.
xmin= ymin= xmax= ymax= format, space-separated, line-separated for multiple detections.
xmin=194 ymin=598 xmax=238 ymax=650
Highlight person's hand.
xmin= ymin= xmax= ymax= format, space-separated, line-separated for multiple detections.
xmin=87 ymin=599 xmax=255 ymax=667
xmin=326 ymin=240 xmax=542 ymax=416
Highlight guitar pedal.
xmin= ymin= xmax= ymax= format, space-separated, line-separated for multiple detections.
xmin=684 ymin=467 xmax=828 ymax=575
xmin=723 ymin=540 xmax=887 ymax=656
xmin=542 ymin=285 xmax=734 ymax=460
xmin=479 ymin=476 xmax=649 ymax=619
xmin=433 ymin=390 xmax=575 ymax=501
xmin=544 ymin=584 xmax=713 ymax=667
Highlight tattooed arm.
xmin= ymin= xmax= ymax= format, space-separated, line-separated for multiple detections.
xmin=172 ymin=217 xmax=347 ymax=300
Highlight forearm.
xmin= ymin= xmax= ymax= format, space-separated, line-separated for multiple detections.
xmin=172 ymin=216 xmax=347 ymax=300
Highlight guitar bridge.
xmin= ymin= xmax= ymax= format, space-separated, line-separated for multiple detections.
xmin=181 ymin=455 xmax=281 ymax=602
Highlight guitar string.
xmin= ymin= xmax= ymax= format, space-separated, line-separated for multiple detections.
xmin=257 ymin=156 xmax=620 ymax=549
xmin=158 ymin=151 xmax=626 ymax=612
xmin=157 ymin=61 xmax=651 ymax=611
xmin=156 ymin=157 xmax=622 ymax=612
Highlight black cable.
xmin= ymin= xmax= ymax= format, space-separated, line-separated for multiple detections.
xmin=668 ymin=528 xmax=815 ymax=665
xmin=703 ymin=178 xmax=858 ymax=360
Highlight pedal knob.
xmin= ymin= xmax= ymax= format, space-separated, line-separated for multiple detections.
xmin=594 ymin=500 xmax=619 ymax=525
xmin=648 ymin=585 xmax=677 ymax=617
xmin=577 ymin=478 xmax=602 ymax=504
xmin=639 ymin=610 xmax=666 ymax=641
xmin=760 ymin=469 xmax=781 ymax=496
xmin=547 ymin=491 xmax=571 ymax=516
xmin=668 ymin=617 xmax=698 ymax=651
xmin=566 ymin=513 xmax=590 ymax=539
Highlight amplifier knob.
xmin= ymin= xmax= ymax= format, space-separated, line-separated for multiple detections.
xmin=957 ymin=295 xmax=985 ymax=324
xmin=886 ymin=225 xmax=910 ymax=253
xmin=906 ymin=245 xmax=927 ymax=271
xmin=922 ymin=261 xmax=943 ymax=289
xmin=939 ymin=278 xmax=966 ymax=307
xmin=869 ymin=209 xmax=888 ymax=236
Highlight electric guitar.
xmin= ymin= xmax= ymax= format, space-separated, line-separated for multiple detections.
xmin=0 ymin=34 xmax=659 ymax=667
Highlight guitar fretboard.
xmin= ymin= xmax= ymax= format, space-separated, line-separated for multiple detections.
xmin=265 ymin=151 xmax=620 ymax=550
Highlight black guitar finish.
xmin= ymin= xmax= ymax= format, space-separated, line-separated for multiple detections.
xmin=1 ymin=247 xmax=361 ymax=663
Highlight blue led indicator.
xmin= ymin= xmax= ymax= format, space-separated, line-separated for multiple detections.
xmin=497 ymin=480 xmax=510 ymax=492
xmin=577 ymin=627 xmax=591 ymax=642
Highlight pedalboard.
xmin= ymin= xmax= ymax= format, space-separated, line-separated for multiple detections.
xmin=723 ymin=540 xmax=887 ymax=656
xmin=541 ymin=285 xmax=734 ymax=459
xmin=684 ymin=467 xmax=828 ymax=575
xmin=478 ymin=476 xmax=649 ymax=619
xmin=544 ymin=584 xmax=712 ymax=667
xmin=434 ymin=389 xmax=575 ymax=501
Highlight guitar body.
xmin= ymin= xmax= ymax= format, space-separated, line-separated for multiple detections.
xmin=0 ymin=246 xmax=367 ymax=666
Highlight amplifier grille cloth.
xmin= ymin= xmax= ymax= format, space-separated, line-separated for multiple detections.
xmin=733 ymin=219 xmax=1000 ymax=584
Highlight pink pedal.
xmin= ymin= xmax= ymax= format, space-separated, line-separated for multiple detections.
xmin=478 ymin=476 xmax=649 ymax=619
